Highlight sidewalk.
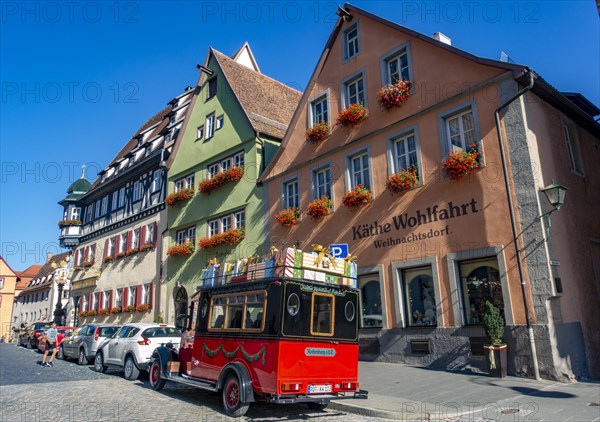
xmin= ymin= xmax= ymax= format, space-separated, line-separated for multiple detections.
xmin=329 ymin=362 xmax=600 ymax=421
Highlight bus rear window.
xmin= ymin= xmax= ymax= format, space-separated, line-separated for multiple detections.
xmin=311 ymin=293 xmax=334 ymax=336
xmin=209 ymin=291 xmax=266 ymax=332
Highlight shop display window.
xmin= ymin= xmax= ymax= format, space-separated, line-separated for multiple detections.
xmin=459 ymin=257 xmax=504 ymax=325
xmin=359 ymin=273 xmax=382 ymax=328
xmin=401 ymin=266 xmax=436 ymax=326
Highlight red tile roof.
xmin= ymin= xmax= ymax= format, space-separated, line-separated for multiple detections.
xmin=15 ymin=264 xmax=43 ymax=290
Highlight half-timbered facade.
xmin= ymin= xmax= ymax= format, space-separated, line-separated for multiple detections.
xmin=62 ymin=88 xmax=194 ymax=326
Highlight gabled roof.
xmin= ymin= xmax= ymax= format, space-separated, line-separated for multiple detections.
xmin=231 ymin=42 xmax=261 ymax=72
xmin=212 ymin=48 xmax=302 ymax=139
xmin=23 ymin=252 xmax=70 ymax=292
xmin=15 ymin=264 xmax=43 ymax=290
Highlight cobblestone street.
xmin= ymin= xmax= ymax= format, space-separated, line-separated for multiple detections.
xmin=0 ymin=343 xmax=389 ymax=422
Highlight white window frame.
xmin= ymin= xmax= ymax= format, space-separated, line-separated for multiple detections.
xmin=176 ymin=230 xmax=186 ymax=245
xmin=94 ymin=200 xmax=101 ymax=219
xmin=119 ymin=234 xmax=127 ymax=253
xmin=216 ymin=115 xmax=224 ymax=130
xmin=445 ymin=109 xmax=476 ymax=152
xmin=206 ymin=113 xmax=215 ymax=139
xmin=310 ymin=94 xmax=329 ymax=127
xmin=92 ymin=292 xmax=98 ymax=311
xmin=343 ymin=72 xmax=366 ymax=108
xmin=152 ymin=170 xmax=162 ymax=192
xmin=111 ymin=191 xmax=119 ymax=211
xmin=133 ymin=181 xmax=142 ymax=202
xmin=102 ymin=291 xmax=109 ymax=309
xmin=312 ymin=165 xmax=332 ymax=200
xmin=115 ymin=289 xmax=122 ymax=308
xmin=128 ymin=287 xmax=136 ymax=306
xmin=118 ymin=187 xmax=126 ymax=207
xmin=283 ymin=178 xmax=299 ymax=209
xmin=132 ymin=229 xmax=140 ymax=250
xmin=145 ymin=224 xmax=154 ymax=244
xmin=82 ymin=295 xmax=88 ymax=311
xmin=208 ymin=220 xmax=219 ymax=237
xmin=387 ymin=128 xmax=421 ymax=176
xmin=70 ymin=207 xmax=81 ymax=220
xmin=196 ymin=125 xmax=204 ymax=140
xmin=108 ymin=238 xmax=115 ymax=257
xmin=221 ymin=215 xmax=231 ymax=232
xmin=234 ymin=211 xmax=245 ymax=229
xmin=382 ymin=44 xmax=411 ymax=85
xmin=101 ymin=196 xmax=108 ymax=215
xmin=142 ymin=284 xmax=151 ymax=305
xmin=208 ymin=164 xmax=219 ymax=178
xmin=348 ymin=150 xmax=371 ymax=190
xmin=343 ymin=22 xmax=360 ymax=61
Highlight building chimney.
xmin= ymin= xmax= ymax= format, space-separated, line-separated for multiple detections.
xmin=433 ymin=32 xmax=452 ymax=46
xmin=46 ymin=252 xmax=53 ymax=262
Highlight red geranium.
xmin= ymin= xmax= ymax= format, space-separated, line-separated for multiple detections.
xmin=306 ymin=196 xmax=332 ymax=220
xmin=377 ymin=80 xmax=412 ymax=110
xmin=275 ymin=208 xmax=300 ymax=226
xmin=58 ymin=219 xmax=82 ymax=228
xmin=342 ymin=185 xmax=373 ymax=208
xmin=336 ymin=103 xmax=369 ymax=128
xmin=110 ymin=307 xmax=122 ymax=314
xmin=167 ymin=243 xmax=195 ymax=257
xmin=442 ymin=144 xmax=480 ymax=181
xmin=198 ymin=228 xmax=245 ymax=249
xmin=305 ymin=122 xmax=330 ymax=144
xmin=387 ymin=166 xmax=419 ymax=194
xmin=198 ymin=166 xmax=244 ymax=194
xmin=166 ymin=188 xmax=195 ymax=206
xmin=98 ymin=308 xmax=110 ymax=316
xmin=136 ymin=304 xmax=150 ymax=313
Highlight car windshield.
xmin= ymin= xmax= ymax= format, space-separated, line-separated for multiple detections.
xmin=99 ymin=327 xmax=119 ymax=337
xmin=141 ymin=327 xmax=181 ymax=338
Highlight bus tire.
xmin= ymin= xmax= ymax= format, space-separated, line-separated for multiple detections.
xmin=307 ymin=401 xmax=329 ymax=411
xmin=222 ymin=374 xmax=250 ymax=417
xmin=149 ymin=360 xmax=166 ymax=391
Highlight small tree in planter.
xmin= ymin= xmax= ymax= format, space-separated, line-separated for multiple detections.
xmin=342 ymin=185 xmax=373 ymax=208
xmin=275 ymin=208 xmax=300 ymax=227
xmin=336 ymin=103 xmax=369 ymax=128
xmin=305 ymin=122 xmax=330 ymax=144
xmin=442 ymin=144 xmax=480 ymax=181
xmin=483 ymin=301 xmax=507 ymax=378
xmin=307 ymin=196 xmax=332 ymax=220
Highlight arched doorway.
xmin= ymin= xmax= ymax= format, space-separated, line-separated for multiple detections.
xmin=174 ymin=287 xmax=189 ymax=330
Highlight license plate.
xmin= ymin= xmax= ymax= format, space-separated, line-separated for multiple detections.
xmin=308 ymin=384 xmax=332 ymax=394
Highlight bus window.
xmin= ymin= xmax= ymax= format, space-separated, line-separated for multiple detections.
xmin=209 ymin=291 xmax=266 ymax=332
xmin=311 ymin=293 xmax=335 ymax=336
xmin=210 ymin=297 xmax=226 ymax=329
xmin=226 ymin=296 xmax=245 ymax=328
xmin=245 ymin=294 xmax=265 ymax=329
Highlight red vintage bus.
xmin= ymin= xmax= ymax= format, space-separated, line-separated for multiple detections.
xmin=149 ymin=274 xmax=367 ymax=417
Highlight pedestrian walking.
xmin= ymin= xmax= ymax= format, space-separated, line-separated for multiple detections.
xmin=41 ymin=322 xmax=58 ymax=367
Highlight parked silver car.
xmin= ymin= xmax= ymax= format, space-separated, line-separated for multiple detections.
xmin=94 ymin=323 xmax=181 ymax=380
xmin=59 ymin=324 xmax=121 ymax=365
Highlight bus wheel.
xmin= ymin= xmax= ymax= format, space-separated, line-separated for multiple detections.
xmin=149 ymin=360 xmax=166 ymax=391
xmin=307 ymin=401 xmax=329 ymax=411
xmin=222 ymin=374 xmax=249 ymax=417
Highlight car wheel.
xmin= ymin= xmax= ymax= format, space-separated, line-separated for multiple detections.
xmin=78 ymin=349 xmax=89 ymax=365
xmin=124 ymin=356 xmax=139 ymax=381
xmin=306 ymin=401 xmax=329 ymax=411
xmin=222 ymin=374 xmax=250 ymax=417
xmin=57 ymin=346 xmax=65 ymax=360
xmin=94 ymin=353 xmax=107 ymax=373
xmin=149 ymin=360 xmax=166 ymax=391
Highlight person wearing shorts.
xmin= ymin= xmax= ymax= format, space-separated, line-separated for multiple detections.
xmin=41 ymin=322 xmax=58 ymax=367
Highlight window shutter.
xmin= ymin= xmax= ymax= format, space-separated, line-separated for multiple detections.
xmin=98 ymin=291 xmax=104 ymax=309
xmin=103 ymin=240 xmax=109 ymax=260
xmin=91 ymin=244 xmax=96 ymax=263
xmin=78 ymin=296 xmax=83 ymax=310
xmin=109 ymin=290 xmax=113 ymax=308
xmin=115 ymin=235 xmax=120 ymax=256
xmin=88 ymin=293 xmax=93 ymax=310
xmin=153 ymin=222 xmax=158 ymax=247
xmin=140 ymin=225 xmax=147 ymax=247
xmin=149 ymin=283 xmax=154 ymax=308
xmin=127 ymin=231 xmax=133 ymax=251
xmin=122 ymin=287 xmax=128 ymax=307
xmin=136 ymin=284 xmax=142 ymax=306
xmin=74 ymin=249 xmax=80 ymax=266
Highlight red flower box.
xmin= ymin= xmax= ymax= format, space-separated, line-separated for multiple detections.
xmin=336 ymin=103 xmax=369 ymax=128
xmin=83 ymin=260 xmax=94 ymax=268
xmin=115 ymin=252 xmax=126 ymax=259
xmin=167 ymin=243 xmax=195 ymax=257
xmin=103 ymin=256 xmax=114 ymax=264
xmin=79 ymin=311 xmax=88 ymax=317
xmin=377 ymin=80 xmax=412 ymax=110
xmin=198 ymin=228 xmax=245 ymax=249
xmin=275 ymin=208 xmax=300 ymax=227
xmin=442 ymin=144 xmax=480 ymax=181
xmin=125 ymin=248 xmax=138 ymax=256
xmin=307 ymin=196 xmax=332 ymax=220
xmin=305 ymin=122 xmax=330 ymax=144
xmin=86 ymin=309 xmax=97 ymax=317
xmin=140 ymin=243 xmax=154 ymax=252
xmin=342 ymin=185 xmax=373 ymax=208
xmin=136 ymin=304 xmax=150 ymax=313
xmin=166 ymin=188 xmax=195 ymax=207
xmin=123 ymin=305 xmax=135 ymax=313
xmin=386 ymin=166 xmax=419 ymax=194
xmin=110 ymin=307 xmax=122 ymax=314
xmin=98 ymin=308 xmax=110 ymax=316
xmin=198 ymin=166 xmax=244 ymax=194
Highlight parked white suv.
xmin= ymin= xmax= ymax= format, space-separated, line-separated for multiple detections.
xmin=94 ymin=323 xmax=181 ymax=380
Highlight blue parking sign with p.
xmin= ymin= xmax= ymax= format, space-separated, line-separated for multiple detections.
xmin=329 ymin=243 xmax=348 ymax=258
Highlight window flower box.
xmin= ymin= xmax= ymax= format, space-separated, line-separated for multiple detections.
xmin=79 ymin=311 xmax=88 ymax=317
xmin=305 ymin=122 xmax=330 ymax=144
xmin=83 ymin=260 xmax=94 ymax=268
xmin=123 ymin=305 xmax=135 ymax=313
xmin=336 ymin=103 xmax=369 ymax=128
xmin=198 ymin=166 xmax=244 ymax=194
xmin=110 ymin=307 xmax=122 ymax=314
xmin=165 ymin=188 xmax=195 ymax=207
xmin=377 ymin=80 xmax=412 ymax=111
xmin=386 ymin=166 xmax=419 ymax=194
xmin=442 ymin=144 xmax=480 ymax=181
xmin=115 ymin=251 xmax=126 ymax=259
xmin=126 ymin=248 xmax=138 ymax=256
xmin=140 ymin=243 xmax=154 ymax=252
xmin=103 ymin=256 xmax=114 ymax=264
xmin=307 ymin=196 xmax=333 ymax=220
xmin=87 ymin=309 xmax=97 ymax=317
xmin=98 ymin=308 xmax=110 ymax=316
xmin=136 ymin=303 xmax=150 ymax=313
xmin=167 ymin=242 xmax=195 ymax=257
xmin=275 ymin=208 xmax=300 ymax=227
xmin=342 ymin=185 xmax=373 ymax=208
xmin=198 ymin=228 xmax=245 ymax=249
xmin=58 ymin=219 xmax=82 ymax=228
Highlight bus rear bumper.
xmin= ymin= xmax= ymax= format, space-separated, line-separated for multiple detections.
xmin=269 ymin=390 xmax=368 ymax=404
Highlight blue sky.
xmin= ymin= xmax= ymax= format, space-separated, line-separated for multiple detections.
xmin=1 ymin=1 xmax=598 ymax=270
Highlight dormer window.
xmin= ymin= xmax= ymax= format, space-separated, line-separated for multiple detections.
xmin=164 ymin=132 xmax=171 ymax=143
xmin=137 ymin=137 xmax=143 ymax=147
xmin=207 ymin=77 xmax=218 ymax=100
xmin=343 ymin=23 xmax=360 ymax=61
xmin=169 ymin=116 xmax=176 ymax=125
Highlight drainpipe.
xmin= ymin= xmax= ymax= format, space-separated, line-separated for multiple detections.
xmin=494 ymin=69 xmax=541 ymax=380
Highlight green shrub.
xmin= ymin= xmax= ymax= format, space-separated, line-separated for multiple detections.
xmin=483 ymin=301 xmax=505 ymax=345
xmin=153 ymin=313 xmax=164 ymax=324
